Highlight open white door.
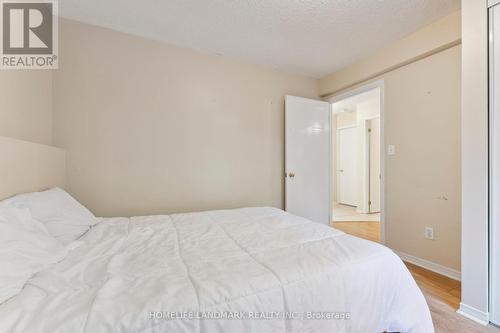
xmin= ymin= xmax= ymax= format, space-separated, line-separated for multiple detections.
xmin=285 ymin=95 xmax=331 ymax=225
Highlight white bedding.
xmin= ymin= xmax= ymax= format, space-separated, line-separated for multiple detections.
xmin=0 ymin=207 xmax=433 ymax=333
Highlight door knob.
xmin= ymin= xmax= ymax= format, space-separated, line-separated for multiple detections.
xmin=289 ymin=172 xmax=295 ymax=178
xmin=339 ymin=169 xmax=344 ymax=173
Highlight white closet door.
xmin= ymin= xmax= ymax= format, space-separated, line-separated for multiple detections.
xmin=490 ymin=3 xmax=500 ymax=326
xmin=337 ymin=126 xmax=358 ymax=206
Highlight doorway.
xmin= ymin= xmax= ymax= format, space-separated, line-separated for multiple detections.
xmin=329 ymin=83 xmax=383 ymax=243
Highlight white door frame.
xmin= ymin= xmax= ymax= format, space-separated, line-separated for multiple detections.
xmin=365 ymin=115 xmax=381 ymax=214
xmin=327 ymin=80 xmax=386 ymax=244
xmin=489 ymin=4 xmax=500 ymax=325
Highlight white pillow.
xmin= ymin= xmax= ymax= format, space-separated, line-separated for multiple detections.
xmin=0 ymin=204 xmax=68 ymax=304
xmin=5 ymin=188 xmax=97 ymax=244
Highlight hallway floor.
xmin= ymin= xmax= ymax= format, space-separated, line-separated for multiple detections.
xmin=332 ymin=203 xmax=380 ymax=222
xmin=332 ymin=221 xmax=380 ymax=242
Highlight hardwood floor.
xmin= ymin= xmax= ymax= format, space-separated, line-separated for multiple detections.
xmin=332 ymin=221 xmax=380 ymax=242
xmin=404 ymin=261 xmax=460 ymax=310
xmin=332 ymin=221 xmax=500 ymax=333
xmin=332 ymin=204 xmax=380 ymax=222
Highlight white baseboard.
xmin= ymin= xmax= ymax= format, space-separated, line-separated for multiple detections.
xmin=332 ymin=220 xmax=379 ymax=223
xmin=355 ymin=207 xmax=368 ymax=214
xmin=457 ymin=303 xmax=489 ymax=325
xmin=394 ymin=250 xmax=461 ymax=281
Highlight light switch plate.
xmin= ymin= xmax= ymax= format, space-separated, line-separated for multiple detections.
xmin=425 ymin=227 xmax=434 ymax=240
xmin=387 ymin=144 xmax=396 ymax=155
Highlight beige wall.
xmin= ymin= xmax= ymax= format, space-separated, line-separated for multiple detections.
xmin=460 ymin=0 xmax=489 ymax=319
xmin=383 ymin=45 xmax=461 ymax=271
xmin=53 ymin=19 xmax=318 ymax=217
xmin=0 ymin=136 xmax=66 ymax=201
xmin=0 ymin=71 xmax=53 ymax=145
xmin=320 ymin=16 xmax=462 ymax=271
xmin=319 ymin=11 xmax=461 ymax=97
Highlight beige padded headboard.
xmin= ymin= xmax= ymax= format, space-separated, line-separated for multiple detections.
xmin=0 ymin=136 xmax=66 ymax=201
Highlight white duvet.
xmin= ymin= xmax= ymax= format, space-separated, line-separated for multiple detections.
xmin=0 ymin=207 xmax=433 ymax=333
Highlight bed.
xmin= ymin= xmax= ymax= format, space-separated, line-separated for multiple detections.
xmin=0 ymin=206 xmax=432 ymax=333
xmin=0 ymin=137 xmax=433 ymax=332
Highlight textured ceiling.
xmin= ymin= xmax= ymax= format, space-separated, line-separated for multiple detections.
xmin=59 ymin=0 xmax=460 ymax=78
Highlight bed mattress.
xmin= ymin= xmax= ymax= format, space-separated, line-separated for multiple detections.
xmin=0 ymin=207 xmax=433 ymax=332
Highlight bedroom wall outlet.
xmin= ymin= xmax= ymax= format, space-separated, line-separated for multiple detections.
xmin=387 ymin=144 xmax=396 ymax=155
xmin=424 ymin=227 xmax=434 ymax=240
